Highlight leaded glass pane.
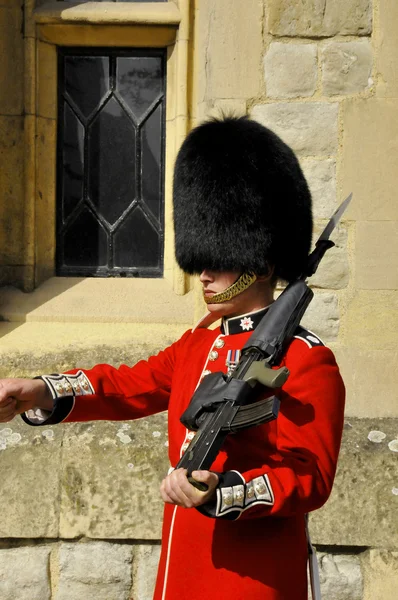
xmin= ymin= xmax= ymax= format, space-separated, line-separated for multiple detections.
xmin=62 ymin=104 xmax=84 ymax=220
xmin=142 ymin=104 xmax=162 ymax=221
xmin=57 ymin=48 xmax=165 ymax=277
xmin=114 ymin=206 xmax=160 ymax=268
xmin=88 ymin=97 xmax=137 ymax=225
xmin=63 ymin=208 xmax=108 ymax=268
xmin=116 ymin=57 xmax=163 ymax=123
xmin=65 ymin=56 xmax=110 ymax=119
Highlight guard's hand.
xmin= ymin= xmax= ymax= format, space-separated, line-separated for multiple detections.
xmin=0 ymin=378 xmax=52 ymax=423
xmin=160 ymin=468 xmax=219 ymax=508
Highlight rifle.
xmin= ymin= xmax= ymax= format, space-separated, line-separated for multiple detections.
xmin=176 ymin=194 xmax=352 ymax=490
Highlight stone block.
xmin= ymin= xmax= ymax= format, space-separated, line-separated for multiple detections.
xmin=0 ymin=116 xmax=25 ymax=265
xmin=311 ymin=417 xmax=398 ymax=547
xmin=0 ymin=419 xmax=61 ymax=537
xmin=300 ymin=158 xmax=336 ymax=218
xmin=268 ymin=0 xmax=372 ymax=38
xmin=0 ymin=546 xmax=51 ymax=600
xmin=376 ymin=0 xmax=398 ymax=98
xmin=342 ymin=289 xmax=398 ymax=352
xmin=356 ymin=221 xmax=398 ymax=289
xmin=37 ymin=41 xmax=57 ymax=119
xmin=336 ymin=290 xmax=398 ymax=418
xmin=35 ymin=117 xmax=57 ymax=284
xmin=341 ymin=98 xmax=398 ymax=221
xmin=132 ymin=544 xmax=161 ymax=600
xmin=56 ymin=542 xmax=133 ymax=600
xmin=251 ymin=102 xmax=338 ymax=156
xmin=317 ymin=553 xmax=363 ymax=600
xmin=264 ymin=42 xmax=318 ymax=98
xmin=300 ymin=292 xmax=339 ymax=340
xmin=59 ymin=417 xmax=168 ymax=539
xmin=321 ymin=40 xmax=373 ymax=96
xmin=0 ymin=8 xmax=24 ymax=115
xmin=363 ymin=550 xmax=398 ymax=600
xmin=197 ymin=0 xmax=262 ymax=100
xmin=335 ymin=346 xmax=398 ymax=418
xmin=310 ymin=224 xmax=348 ymax=289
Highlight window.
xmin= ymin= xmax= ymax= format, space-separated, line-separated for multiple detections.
xmin=57 ymin=48 xmax=166 ymax=278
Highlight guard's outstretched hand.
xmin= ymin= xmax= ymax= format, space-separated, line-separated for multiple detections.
xmin=160 ymin=468 xmax=219 ymax=508
xmin=0 ymin=378 xmax=52 ymax=423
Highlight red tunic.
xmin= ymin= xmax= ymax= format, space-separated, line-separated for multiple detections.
xmin=23 ymin=315 xmax=345 ymax=600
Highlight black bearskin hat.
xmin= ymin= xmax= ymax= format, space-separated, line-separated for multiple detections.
xmin=173 ymin=116 xmax=312 ymax=282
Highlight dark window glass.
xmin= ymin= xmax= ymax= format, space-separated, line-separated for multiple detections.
xmin=57 ymin=48 xmax=166 ymax=277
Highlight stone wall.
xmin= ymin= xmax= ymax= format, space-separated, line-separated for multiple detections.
xmin=0 ymin=0 xmax=397 ymax=599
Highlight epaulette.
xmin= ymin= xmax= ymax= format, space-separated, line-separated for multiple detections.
xmin=294 ymin=326 xmax=325 ymax=348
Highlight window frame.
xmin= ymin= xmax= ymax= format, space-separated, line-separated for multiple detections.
xmin=26 ymin=1 xmax=190 ymax=296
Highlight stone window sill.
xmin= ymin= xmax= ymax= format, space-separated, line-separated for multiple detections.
xmin=33 ymin=2 xmax=181 ymax=26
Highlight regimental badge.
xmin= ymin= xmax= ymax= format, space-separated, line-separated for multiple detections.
xmin=240 ymin=316 xmax=254 ymax=331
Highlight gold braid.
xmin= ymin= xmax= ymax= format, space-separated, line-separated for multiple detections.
xmin=203 ymin=272 xmax=257 ymax=304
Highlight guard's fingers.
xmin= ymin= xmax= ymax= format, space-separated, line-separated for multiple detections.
xmin=161 ymin=470 xmax=196 ymax=507
xmin=0 ymin=381 xmax=20 ymax=404
xmin=0 ymin=401 xmax=17 ymax=423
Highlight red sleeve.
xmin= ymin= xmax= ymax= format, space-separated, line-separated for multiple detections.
xmin=27 ymin=330 xmax=192 ymax=424
xmin=200 ymin=342 xmax=345 ymax=520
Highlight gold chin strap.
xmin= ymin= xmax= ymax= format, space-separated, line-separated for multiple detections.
xmin=203 ymin=272 xmax=257 ymax=304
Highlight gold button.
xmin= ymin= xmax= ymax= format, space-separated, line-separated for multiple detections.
xmin=215 ymin=339 xmax=225 ymax=349
xmin=209 ymin=350 xmax=219 ymax=361
xmin=202 ymin=369 xmax=212 ymax=377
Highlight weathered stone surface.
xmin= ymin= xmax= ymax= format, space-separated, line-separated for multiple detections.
xmin=56 ymin=542 xmax=133 ymax=600
xmin=342 ymin=290 xmax=398 ymax=353
xmin=362 ymin=549 xmax=398 ymax=600
xmin=376 ymin=0 xmax=398 ymax=98
xmin=317 ymin=553 xmax=363 ymax=600
xmin=197 ymin=0 xmax=262 ymax=101
xmin=355 ymin=221 xmax=398 ymax=290
xmin=300 ymin=292 xmax=339 ymax=340
xmin=59 ymin=417 xmax=168 ymax=539
xmin=340 ymin=98 xmax=398 ymax=221
xmin=336 ymin=346 xmax=398 ymax=418
xmin=0 ymin=419 xmax=61 ymax=537
xmin=311 ymin=417 xmax=398 ymax=547
xmin=310 ymin=224 xmax=348 ymax=289
xmin=300 ymin=158 xmax=336 ymax=219
xmin=251 ymin=102 xmax=338 ymax=156
xmin=37 ymin=41 xmax=57 ymax=119
xmin=268 ymin=0 xmax=372 ymax=38
xmin=0 ymin=546 xmax=51 ymax=600
xmin=335 ymin=289 xmax=398 ymax=417
xmin=0 ymin=319 xmax=189 ymax=378
xmin=35 ymin=117 xmax=57 ymax=285
xmin=0 ymin=277 xmax=194 ymax=324
xmin=0 ymin=8 xmax=24 ymax=115
xmin=132 ymin=544 xmax=161 ymax=600
xmin=321 ymin=40 xmax=373 ymax=96
xmin=0 ymin=116 xmax=24 ymax=265
xmin=264 ymin=42 xmax=318 ymax=98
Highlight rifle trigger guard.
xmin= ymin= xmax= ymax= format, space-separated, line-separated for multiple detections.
xmin=243 ymin=362 xmax=289 ymax=389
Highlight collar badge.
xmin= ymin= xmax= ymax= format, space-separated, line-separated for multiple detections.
xmin=240 ymin=316 xmax=254 ymax=331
